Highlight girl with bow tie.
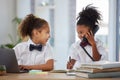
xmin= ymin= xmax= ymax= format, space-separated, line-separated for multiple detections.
xmin=13 ymin=14 xmax=54 ymax=71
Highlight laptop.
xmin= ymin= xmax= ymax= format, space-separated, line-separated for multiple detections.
xmin=0 ymin=48 xmax=28 ymax=73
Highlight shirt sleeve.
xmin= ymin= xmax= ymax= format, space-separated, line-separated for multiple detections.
xmin=44 ymin=43 xmax=54 ymax=62
xmin=96 ymin=39 xmax=108 ymax=61
xmin=69 ymin=44 xmax=80 ymax=61
xmin=13 ymin=44 xmax=22 ymax=65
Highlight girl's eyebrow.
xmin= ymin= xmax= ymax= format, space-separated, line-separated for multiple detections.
xmin=78 ymin=31 xmax=82 ymax=33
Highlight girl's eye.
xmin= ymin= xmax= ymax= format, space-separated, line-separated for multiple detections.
xmin=78 ymin=31 xmax=82 ymax=34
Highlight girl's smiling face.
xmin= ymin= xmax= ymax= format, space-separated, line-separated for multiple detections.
xmin=77 ymin=25 xmax=90 ymax=39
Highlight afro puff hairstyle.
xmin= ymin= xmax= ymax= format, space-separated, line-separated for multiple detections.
xmin=77 ymin=4 xmax=101 ymax=30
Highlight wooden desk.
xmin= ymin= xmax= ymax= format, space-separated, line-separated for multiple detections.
xmin=0 ymin=73 xmax=120 ymax=80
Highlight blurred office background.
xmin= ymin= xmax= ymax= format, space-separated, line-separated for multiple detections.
xmin=0 ymin=0 xmax=120 ymax=69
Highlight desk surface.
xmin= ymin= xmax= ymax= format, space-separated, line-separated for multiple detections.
xmin=0 ymin=73 xmax=120 ymax=80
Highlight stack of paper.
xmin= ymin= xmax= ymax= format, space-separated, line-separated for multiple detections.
xmin=80 ymin=61 xmax=120 ymax=69
xmin=75 ymin=61 xmax=120 ymax=78
xmin=76 ymin=67 xmax=120 ymax=73
xmin=76 ymin=71 xmax=120 ymax=78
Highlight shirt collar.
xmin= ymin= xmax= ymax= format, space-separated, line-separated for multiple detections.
xmin=27 ymin=38 xmax=46 ymax=47
xmin=27 ymin=38 xmax=39 ymax=47
xmin=80 ymin=37 xmax=97 ymax=43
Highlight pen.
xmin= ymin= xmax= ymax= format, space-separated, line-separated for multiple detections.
xmin=68 ymin=56 xmax=73 ymax=70
xmin=69 ymin=56 xmax=71 ymax=63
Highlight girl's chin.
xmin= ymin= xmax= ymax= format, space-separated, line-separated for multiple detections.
xmin=42 ymin=42 xmax=47 ymax=45
xmin=38 ymin=42 xmax=45 ymax=45
xmin=41 ymin=40 xmax=48 ymax=45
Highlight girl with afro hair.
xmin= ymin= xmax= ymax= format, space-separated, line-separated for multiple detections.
xmin=67 ymin=5 xmax=108 ymax=69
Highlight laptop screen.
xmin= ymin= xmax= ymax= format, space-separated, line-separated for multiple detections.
xmin=0 ymin=48 xmax=20 ymax=73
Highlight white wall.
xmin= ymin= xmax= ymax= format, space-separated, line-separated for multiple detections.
xmin=108 ymin=0 xmax=117 ymax=61
xmin=16 ymin=0 xmax=31 ymax=18
xmin=54 ymin=0 xmax=70 ymax=69
xmin=0 ymin=0 xmax=16 ymax=45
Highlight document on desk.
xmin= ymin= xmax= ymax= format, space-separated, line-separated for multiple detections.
xmin=50 ymin=69 xmax=75 ymax=73
xmin=29 ymin=70 xmax=48 ymax=75
xmin=50 ymin=69 xmax=76 ymax=76
xmin=50 ymin=69 xmax=67 ymax=73
xmin=80 ymin=61 xmax=120 ymax=69
xmin=76 ymin=67 xmax=120 ymax=73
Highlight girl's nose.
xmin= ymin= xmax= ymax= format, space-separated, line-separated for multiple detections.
xmin=81 ymin=35 xmax=84 ymax=37
xmin=48 ymin=34 xmax=50 ymax=38
xmin=79 ymin=34 xmax=84 ymax=39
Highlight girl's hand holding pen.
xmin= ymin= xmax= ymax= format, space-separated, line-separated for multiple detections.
xmin=67 ymin=57 xmax=76 ymax=69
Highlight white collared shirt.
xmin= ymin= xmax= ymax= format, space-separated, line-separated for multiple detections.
xmin=13 ymin=39 xmax=53 ymax=65
xmin=69 ymin=38 xmax=108 ymax=68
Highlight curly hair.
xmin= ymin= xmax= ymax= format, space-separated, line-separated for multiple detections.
xmin=77 ymin=4 xmax=101 ymax=29
xmin=19 ymin=14 xmax=48 ymax=38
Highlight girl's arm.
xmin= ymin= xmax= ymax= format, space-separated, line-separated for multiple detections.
xmin=19 ymin=59 xmax=54 ymax=71
xmin=91 ymin=43 xmax=101 ymax=61
xmin=86 ymin=31 xmax=101 ymax=61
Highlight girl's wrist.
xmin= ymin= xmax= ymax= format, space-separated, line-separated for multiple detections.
xmin=91 ymin=42 xmax=96 ymax=47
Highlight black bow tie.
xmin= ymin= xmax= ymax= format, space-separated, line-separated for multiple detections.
xmin=29 ymin=44 xmax=42 ymax=51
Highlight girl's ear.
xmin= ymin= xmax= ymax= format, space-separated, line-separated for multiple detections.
xmin=32 ymin=29 xmax=39 ymax=37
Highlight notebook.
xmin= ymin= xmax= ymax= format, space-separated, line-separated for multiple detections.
xmin=0 ymin=48 xmax=28 ymax=73
xmin=80 ymin=61 xmax=120 ymax=69
xmin=75 ymin=71 xmax=120 ymax=78
xmin=76 ymin=67 xmax=120 ymax=73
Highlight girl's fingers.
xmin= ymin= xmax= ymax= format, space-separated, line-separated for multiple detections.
xmin=85 ymin=30 xmax=94 ymax=39
xmin=87 ymin=32 xmax=91 ymax=36
xmin=90 ymin=30 xmax=93 ymax=35
xmin=67 ymin=62 xmax=73 ymax=69
xmin=19 ymin=65 xmax=26 ymax=70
